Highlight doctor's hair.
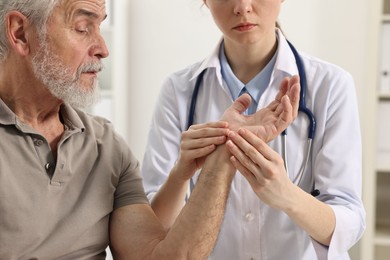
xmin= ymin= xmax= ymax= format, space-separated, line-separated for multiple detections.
xmin=0 ymin=0 xmax=62 ymax=62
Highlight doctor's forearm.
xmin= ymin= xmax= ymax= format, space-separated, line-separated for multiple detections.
xmin=150 ymin=169 xmax=190 ymax=230
xmin=283 ymin=185 xmax=336 ymax=246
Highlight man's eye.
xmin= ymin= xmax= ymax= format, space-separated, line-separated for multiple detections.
xmin=76 ymin=28 xmax=89 ymax=34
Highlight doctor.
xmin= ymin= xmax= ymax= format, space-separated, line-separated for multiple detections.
xmin=141 ymin=0 xmax=365 ymax=259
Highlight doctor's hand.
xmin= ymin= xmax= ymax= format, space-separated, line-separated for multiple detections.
xmin=221 ymin=75 xmax=300 ymax=143
xmin=172 ymin=121 xmax=230 ymax=181
xmin=226 ymin=128 xmax=297 ymax=209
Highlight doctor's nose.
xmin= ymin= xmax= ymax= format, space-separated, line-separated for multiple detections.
xmin=234 ymin=0 xmax=253 ymax=15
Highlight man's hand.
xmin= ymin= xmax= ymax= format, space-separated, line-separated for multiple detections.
xmin=220 ymin=75 xmax=300 ymax=142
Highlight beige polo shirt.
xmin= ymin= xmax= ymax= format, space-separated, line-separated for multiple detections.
xmin=0 ymin=99 xmax=149 ymax=259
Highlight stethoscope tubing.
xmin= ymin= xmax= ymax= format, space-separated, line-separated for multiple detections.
xmin=285 ymin=40 xmax=316 ymax=139
xmin=186 ymin=40 xmax=319 ymax=196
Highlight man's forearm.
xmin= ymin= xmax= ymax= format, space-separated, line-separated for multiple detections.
xmin=153 ymin=144 xmax=235 ymax=259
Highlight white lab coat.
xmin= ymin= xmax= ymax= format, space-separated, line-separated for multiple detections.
xmin=141 ymin=30 xmax=365 ymax=260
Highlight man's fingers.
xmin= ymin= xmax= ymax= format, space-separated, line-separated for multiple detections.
xmin=288 ymin=79 xmax=300 ymax=118
xmin=277 ymin=75 xmax=300 ymax=119
xmin=276 ymin=95 xmax=293 ymax=129
xmin=231 ymin=93 xmax=252 ymax=114
xmin=275 ymin=77 xmax=289 ymax=101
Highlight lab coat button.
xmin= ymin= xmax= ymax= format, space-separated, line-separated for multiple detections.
xmin=245 ymin=212 xmax=254 ymax=221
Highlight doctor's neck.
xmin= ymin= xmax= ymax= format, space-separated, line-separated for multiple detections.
xmin=223 ymin=32 xmax=278 ymax=84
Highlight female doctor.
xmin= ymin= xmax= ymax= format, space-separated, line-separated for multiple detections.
xmin=141 ymin=0 xmax=365 ymax=259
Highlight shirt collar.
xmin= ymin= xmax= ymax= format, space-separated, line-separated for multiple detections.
xmin=190 ymin=37 xmax=224 ymax=85
xmin=0 ymin=97 xmax=17 ymax=126
xmin=219 ymin=43 xmax=244 ymax=100
xmin=246 ymin=51 xmax=277 ymax=103
xmin=60 ymin=103 xmax=85 ymax=132
xmin=188 ymin=28 xmax=299 ymax=96
xmin=220 ymin=42 xmax=278 ymax=103
xmin=273 ymin=28 xmax=299 ymax=77
xmin=0 ymin=97 xmax=85 ymax=132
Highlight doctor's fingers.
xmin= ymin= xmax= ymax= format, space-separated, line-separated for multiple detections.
xmin=179 ymin=144 xmax=217 ymax=163
xmin=184 ymin=122 xmax=230 ymax=140
xmin=229 ymin=154 xmax=267 ymax=187
xmin=225 ymin=132 xmax=268 ymax=182
xmin=226 ymin=141 xmax=275 ymax=189
xmin=235 ymin=128 xmax=284 ymax=163
xmin=227 ymin=129 xmax=284 ymax=177
xmin=180 ymin=135 xmax=227 ymax=151
xmin=187 ymin=121 xmax=229 ymax=131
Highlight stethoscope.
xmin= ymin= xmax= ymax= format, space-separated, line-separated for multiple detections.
xmin=186 ymin=40 xmax=320 ymax=197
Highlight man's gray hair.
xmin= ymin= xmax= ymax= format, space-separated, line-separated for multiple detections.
xmin=0 ymin=0 xmax=62 ymax=62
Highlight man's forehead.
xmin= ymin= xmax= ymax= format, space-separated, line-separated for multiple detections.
xmin=58 ymin=0 xmax=106 ymax=20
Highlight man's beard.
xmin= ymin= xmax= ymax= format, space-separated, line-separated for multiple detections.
xmin=31 ymin=38 xmax=102 ymax=109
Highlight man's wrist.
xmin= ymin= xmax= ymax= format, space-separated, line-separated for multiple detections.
xmin=202 ymin=144 xmax=235 ymax=175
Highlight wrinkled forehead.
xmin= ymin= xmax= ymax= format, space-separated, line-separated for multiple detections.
xmin=57 ymin=0 xmax=106 ymax=23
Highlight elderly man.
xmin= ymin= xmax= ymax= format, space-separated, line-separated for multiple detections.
xmin=0 ymin=0 xmax=299 ymax=259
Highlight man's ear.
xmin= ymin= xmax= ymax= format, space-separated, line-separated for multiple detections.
xmin=6 ymin=11 xmax=32 ymax=57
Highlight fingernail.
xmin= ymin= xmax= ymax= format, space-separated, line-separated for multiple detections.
xmin=238 ymin=128 xmax=246 ymax=135
xmin=226 ymin=140 xmax=233 ymax=147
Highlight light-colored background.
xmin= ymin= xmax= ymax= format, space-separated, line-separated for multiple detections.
xmin=119 ymin=0 xmax=374 ymax=162
xmin=98 ymin=0 xmax=383 ymax=259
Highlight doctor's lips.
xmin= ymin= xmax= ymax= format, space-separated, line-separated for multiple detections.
xmin=233 ymin=23 xmax=257 ymax=32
